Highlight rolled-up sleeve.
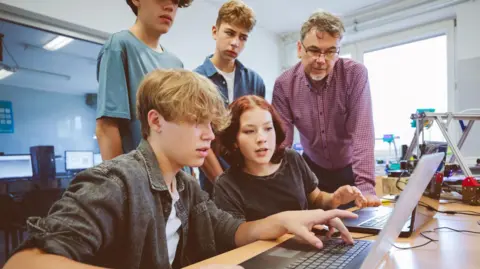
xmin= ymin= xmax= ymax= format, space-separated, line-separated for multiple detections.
xmin=14 ymin=167 xmax=126 ymax=262
xmin=96 ymin=47 xmax=131 ymax=120
xmin=293 ymin=150 xmax=319 ymax=195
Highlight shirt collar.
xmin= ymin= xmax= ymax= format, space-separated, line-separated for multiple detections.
xmin=201 ymin=54 xmax=245 ymax=78
xmin=137 ymin=139 xmax=186 ymax=193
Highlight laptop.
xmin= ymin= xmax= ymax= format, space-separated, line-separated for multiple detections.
xmin=342 ymin=167 xmax=441 ymax=238
xmin=239 ymin=152 xmax=444 ymax=269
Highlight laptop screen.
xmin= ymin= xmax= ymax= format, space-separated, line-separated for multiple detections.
xmin=0 ymin=155 xmax=33 ymax=179
xmin=359 ymin=152 xmax=444 ymax=269
xmin=65 ymin=151 xmax=94 ymax=171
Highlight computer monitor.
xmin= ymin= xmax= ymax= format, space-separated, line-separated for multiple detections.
xmin=65 ymin=151 xmax=94 ymax=171
xmin=0 ymin=154 xmax=33 ymax=179
xmin=94 ymin=153 xmax=102 ymax=166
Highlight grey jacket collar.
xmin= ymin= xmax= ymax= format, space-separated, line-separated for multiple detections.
xmin=137 ymin=139 xmax=186 ymax=193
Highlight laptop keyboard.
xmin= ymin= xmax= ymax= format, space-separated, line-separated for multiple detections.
xmin=359 ymin=213 xmax=390 ymax=228
xmin=359 ymin=214 xmax=412 ymax=229
xmin=285 ymin=240 xmax=370 ymax=269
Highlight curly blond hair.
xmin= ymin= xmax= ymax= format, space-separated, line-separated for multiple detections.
xmin=136 ymin=69 xmax=230 ymax=139
xmin=216 ymin=0 xmax=256 ymax=32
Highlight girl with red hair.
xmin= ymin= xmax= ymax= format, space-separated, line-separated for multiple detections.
xmin=214 ymin=95 xmax=367 ymax=222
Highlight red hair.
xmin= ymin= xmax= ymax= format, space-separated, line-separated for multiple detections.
xmin=217 ymin=95 xmax=286 ymax=167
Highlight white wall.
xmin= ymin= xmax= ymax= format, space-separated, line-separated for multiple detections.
xmin=165 ymin=0 xmax=281 ymax=101
xmin=454 ymin=0 xmax=480 ymax=162
xmin=0 ymin=0 xmax=281 ymax=100
xmin=456 ymin=0 xmax=480 ymax=60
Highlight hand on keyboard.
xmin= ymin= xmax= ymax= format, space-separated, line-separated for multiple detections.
xmin=324 ymin=216 xmax=355 ymax=245
xmin=278 ymin=209 xmax=357 ymax=249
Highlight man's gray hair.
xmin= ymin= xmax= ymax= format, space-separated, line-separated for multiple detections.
xmin=300 ymin=10 xmax=345 ymax=41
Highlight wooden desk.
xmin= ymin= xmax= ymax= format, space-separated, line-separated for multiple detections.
xmin=185 ymin=177 xmax=480 ymax=269
xmin=185 ymin=203 xmax=480 ymax=269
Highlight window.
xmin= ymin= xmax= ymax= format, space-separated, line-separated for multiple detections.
xmin=364 ymin=35 xmax=448 ymax=152
xmin=353 ymin=21 xmax=455 ymax=159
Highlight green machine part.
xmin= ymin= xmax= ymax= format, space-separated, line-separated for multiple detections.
xmin=411 ymin=108 xmax=435 ymax=128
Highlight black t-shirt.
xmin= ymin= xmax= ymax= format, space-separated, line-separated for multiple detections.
xmin=213 ymin=149 xmax=319 ymax=222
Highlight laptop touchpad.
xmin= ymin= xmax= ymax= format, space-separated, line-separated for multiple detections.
xmin=269 ymin=247 xmax=301 ymax=258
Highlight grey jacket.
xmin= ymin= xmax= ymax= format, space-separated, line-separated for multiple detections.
xmin=15 ymin=140 xmax=243 ymax=269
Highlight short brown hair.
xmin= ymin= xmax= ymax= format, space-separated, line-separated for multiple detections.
xmin=301 ymin=10 xmax=345 ymax=41
xmin=216 ymin=0 xmax=256 ymax=32
xmin=126 ymin=0 xmax=194 ymax=15
xmin=218 ymin=95 xmax=286 ymax=167
xmin=136 ymin=69 xmax=230 ymax=139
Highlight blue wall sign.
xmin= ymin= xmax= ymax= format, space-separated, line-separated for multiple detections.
xmin=0 ymin=100 xmax=14 ymax=133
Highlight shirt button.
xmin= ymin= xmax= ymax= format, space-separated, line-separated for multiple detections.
xmin=321 ymin=130 xmax=325 ymax=133
xmin=320 ymin=112 xmax=323 ymax=115
xmin=223 ymin=81 xmax=226 ymax=84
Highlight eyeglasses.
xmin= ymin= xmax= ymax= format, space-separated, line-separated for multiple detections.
xmin=301 ymin=42 xmax=340 ymax=60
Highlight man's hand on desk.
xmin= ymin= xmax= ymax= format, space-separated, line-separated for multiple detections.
xmin=332 ymin=185 xmax=367 ymax=209
xmin=235 ymin=209 xmax=357 ymax=250
xmin=362 ymin=195 xmax=381 ymax=207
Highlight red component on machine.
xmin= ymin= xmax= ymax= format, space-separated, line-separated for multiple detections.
xmin=435 ymin=173 xmax=444 ymax=183
xmin=462 ymin=176 xmax=480 ymax=187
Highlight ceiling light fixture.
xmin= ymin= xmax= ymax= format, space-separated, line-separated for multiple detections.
xmin=43 ymin=35 xmax=74 ymax=51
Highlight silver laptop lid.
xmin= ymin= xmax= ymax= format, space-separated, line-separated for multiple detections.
xmin=359 ymin=152 xmax=445 ymax=269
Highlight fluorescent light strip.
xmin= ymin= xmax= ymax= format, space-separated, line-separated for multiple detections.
xmin=43 ymin=36 xmax=74 ymax=51
xmin=0 ymin=69 xmax=14 ymax=80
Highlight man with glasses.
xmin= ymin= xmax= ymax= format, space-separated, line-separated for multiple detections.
xmin=272 ymin=10 xmax=381 ymax=208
